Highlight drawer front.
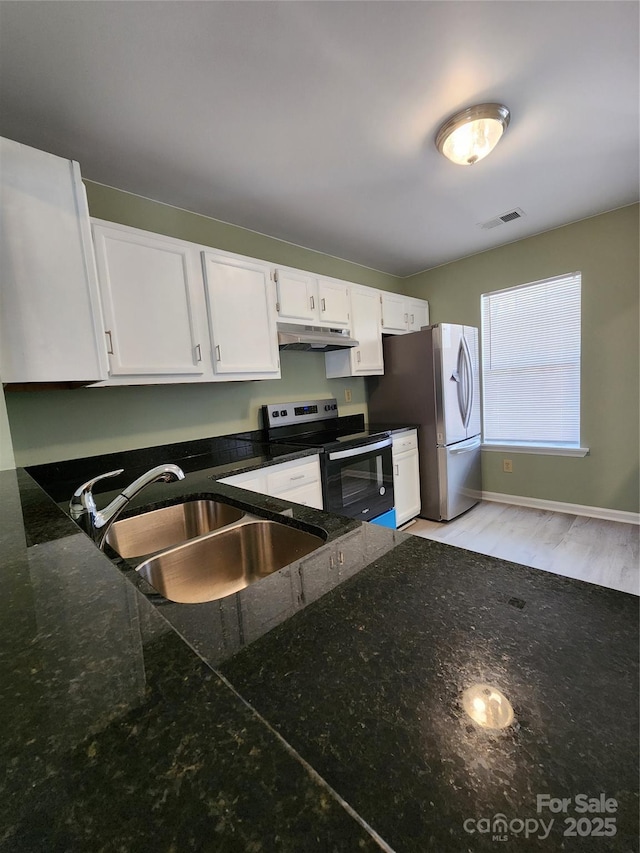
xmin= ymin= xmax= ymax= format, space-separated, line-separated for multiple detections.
xmin=266 ymin=456 xmax=321 ymax=495
xmin=218 ymin=470 xmax=266 ymax=493
xmin=277 ymin=481 xmax=324 ymax=510
xmin=392 ymin=429 xmax=418 ymax=455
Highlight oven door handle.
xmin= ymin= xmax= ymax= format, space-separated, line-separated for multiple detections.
xmin=327 ymin=438 xmax=391 ymax=461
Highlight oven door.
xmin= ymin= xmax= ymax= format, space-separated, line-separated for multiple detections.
xmin=323 ymin=438 xmax=394 ymax=521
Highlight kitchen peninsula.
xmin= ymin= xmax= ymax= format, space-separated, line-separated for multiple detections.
xmin=1 ymin=432 xmax=638 ymax=852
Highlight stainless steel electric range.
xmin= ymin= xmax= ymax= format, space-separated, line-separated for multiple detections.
xmin=263 ymin=398 xmax=396 ymax=527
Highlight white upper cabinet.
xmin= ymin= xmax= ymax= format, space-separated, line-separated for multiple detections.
xmin=202 ymin=251 xmax=280 ymax=378
xmin=275 ymin=268 xmax=350 ymax=328
xmin=92 ymin=222 xmax=207 ymax=379
xmin=380 ymin=292 xmax=408 ymax=334
xmin=274 ymin=268 xmax=316 ymax=322
xmin=381 ymin=292 xmax=430 ymax=335
xmin=325 ymin=285 xmax=384 ymax=377
xmin=0 ymin=138 xmax=108 ymax=384
xmin=317 ymin=278 xmax=350 ymax=327
xmin=407 ymin=296 xmax=430 ymax=332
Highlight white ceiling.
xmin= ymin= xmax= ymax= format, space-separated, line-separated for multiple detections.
xmin=0 ymin=1 xmax=638 ymax=276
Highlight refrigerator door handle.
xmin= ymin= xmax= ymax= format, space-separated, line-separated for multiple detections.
xmin=461 ymin=333 xmax=474 ymax=429
xmin=455 ymin=342 xmax=466 ymax=425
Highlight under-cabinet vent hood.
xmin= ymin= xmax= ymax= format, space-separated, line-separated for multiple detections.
xmin=277 ymin=324 xmax=359 ymax=352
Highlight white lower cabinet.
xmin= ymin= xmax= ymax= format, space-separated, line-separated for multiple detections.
xmin=219 ymin=455 xmax=323 ymax=510
xmin=219 ymin=470 xmax=265 ymax=494
xmin=202 ymin=251 xmax=280 ymax=379
xmin=392 ymin=430 xmax=421 ymax=526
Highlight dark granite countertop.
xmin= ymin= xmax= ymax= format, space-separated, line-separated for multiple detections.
xmin=3 ymin=433 xmax=638 ymax=851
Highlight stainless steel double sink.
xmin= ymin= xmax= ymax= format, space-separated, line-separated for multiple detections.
xmin=105 ymin=499 xmax=326 ymax=604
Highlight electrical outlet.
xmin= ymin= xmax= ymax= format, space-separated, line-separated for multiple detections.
xmin=344 ymin=388 xmax=352 ymax=403
xmin=503 ymin=459 xmax=513 ymax=473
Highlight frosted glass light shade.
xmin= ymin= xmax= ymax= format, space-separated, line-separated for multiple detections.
xmin=436 ymin=104 xmax=511 ymax=166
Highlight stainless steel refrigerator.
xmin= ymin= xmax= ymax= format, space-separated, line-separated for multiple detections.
xmin=368 ymin=323 xmax=481 ymax=521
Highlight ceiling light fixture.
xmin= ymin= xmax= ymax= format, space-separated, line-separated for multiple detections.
xmin=436 ymin=103 xmax=511 ymax=166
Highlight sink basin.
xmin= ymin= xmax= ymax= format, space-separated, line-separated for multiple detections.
xmin=136 ymin=520 xmax=325 ymax=604
xmin=105 ymin=499 xmax=245 ymax=559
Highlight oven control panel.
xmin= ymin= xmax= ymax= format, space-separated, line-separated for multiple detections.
xmin=263 ymin=398 xmax=338 ymax=428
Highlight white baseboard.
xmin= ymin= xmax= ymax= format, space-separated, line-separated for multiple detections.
xmin=481 ymin=491 xmax=640 ymax=526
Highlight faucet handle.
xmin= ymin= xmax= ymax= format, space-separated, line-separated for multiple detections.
xmin=71 ymin=469 xmax=125 ymax=498
xmin=70 ymin=469 xmax=125 ymax=516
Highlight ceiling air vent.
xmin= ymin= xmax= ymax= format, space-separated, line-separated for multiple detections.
xmin=479 ymin=208 xmax=526 ymax=230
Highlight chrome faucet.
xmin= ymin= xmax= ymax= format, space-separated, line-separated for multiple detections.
xmin=70 ymin=464 xmax=185 ymax=549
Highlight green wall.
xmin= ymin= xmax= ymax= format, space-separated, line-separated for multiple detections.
xmin=403 ymin=205 xmax=640 ymax=514
xmin=5 ymin=182 xmax=398 ymax=466
xmin=7 ymin=351 xmax=367 ymax=465
xmin=5 ymin=182 xmax=638 ymax=518
xmin=84 ymin=181 xmax=400 ymax=291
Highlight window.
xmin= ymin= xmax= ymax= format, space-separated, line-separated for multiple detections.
xmin=481 ymin=272 xmax=583 ymax=452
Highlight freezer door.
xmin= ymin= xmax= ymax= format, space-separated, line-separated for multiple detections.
xmin=434 ymin=324 xmax=467 ymax=446
xmin=436 ymin=436 xmax=481 ymax=520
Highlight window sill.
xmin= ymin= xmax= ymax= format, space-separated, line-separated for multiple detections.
xmin=481 ymin=443 xmax=590 ymax=458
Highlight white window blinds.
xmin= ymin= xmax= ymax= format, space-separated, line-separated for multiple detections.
xmin=481 ymin=272 xmax=581 ymax=446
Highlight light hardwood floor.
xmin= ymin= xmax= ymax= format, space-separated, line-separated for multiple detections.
xmin=406 ymin=501 xmax=639 ymax=596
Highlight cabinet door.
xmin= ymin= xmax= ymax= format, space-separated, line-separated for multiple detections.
xmin=381 ymin=292 xmax=408 ymax=334
xmin=393 ymin=449 xmax=421 ymax=526
xmin=275 ymin=269 xmax=317 ymax=322
xmin=350 ymin=287 xmax=384 ymax=374
xmin=93 ymin=224 xmax=204 ymax=377
xmin=0 ymin=138 xmax=107 ymax=383
xmin=318 ymin=279 xmax=350 ymax=327
xmin=407 ymin=298 xmax=430 ymax=332
xmin=203 ymin=253 xmax=280 ymax=376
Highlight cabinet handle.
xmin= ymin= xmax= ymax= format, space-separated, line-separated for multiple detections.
xmin=195 ymin=344 xmax=202 ymax=362
xmin=321 ymin=298 xmax=326 ymax=312
xmin=290 ymin=474 xmax=305 ymax=481
xmin=105 ymin=330 xmax=114 ymax=355
xmin=356 ymin=350 xmax=361 ymax=363
xmin=215 ymin=345 xmax=221 ymax=362
xmin=395 ymin=463 xmax=399 ymax=476
xmin=410 ymin=314 xmax=415 ymax=324
xmin=404 ymin=313 xmax=408 ymax=323
xmin=338 ymin=551 xmax=344 ymax=565
xmin=310 ymin=295 xmax=315 ymax=310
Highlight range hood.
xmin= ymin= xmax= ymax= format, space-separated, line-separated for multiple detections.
xmin=277 ymin=324 xmax=359 ymax=352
